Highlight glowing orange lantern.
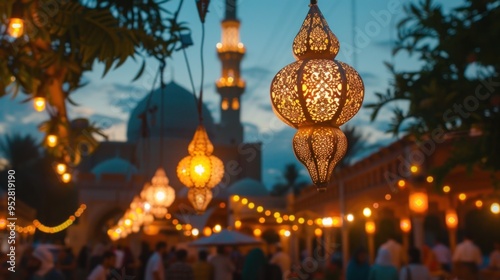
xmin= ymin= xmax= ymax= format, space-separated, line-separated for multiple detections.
xmin=400 ymin=218 xmax=411 ymax=233
xmin=445 ymin=210 xmax=458 ymax=229
xmin=409 ymin=191 xmax=428 ymax=214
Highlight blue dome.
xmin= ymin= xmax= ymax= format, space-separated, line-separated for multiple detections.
xmin=229 ymin=178 xmax=269 ymax=197
xmin=91 ymin=157 xmax=138 ymax=179
xmin=127 ymin=82 xmax=216 ymax=142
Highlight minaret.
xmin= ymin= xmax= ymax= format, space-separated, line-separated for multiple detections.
xmin=216 ymin=0 xmax=245 ymax=145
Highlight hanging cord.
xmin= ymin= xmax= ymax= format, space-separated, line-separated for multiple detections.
xmin=159 ymin=61 xmax=167 ymax=164
xmin=197 ymin=21 xmax=206 ymax=123
xmin=181 ymin=42 xmax=199 ymax=107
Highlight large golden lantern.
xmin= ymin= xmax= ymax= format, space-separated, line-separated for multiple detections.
xmin=177 ymin=125 xmax=224 ymax=213
xmin=140 ymin=168 xmax=175 ymax=218
xmin=270 ymin=0 xmax=364 ymax=190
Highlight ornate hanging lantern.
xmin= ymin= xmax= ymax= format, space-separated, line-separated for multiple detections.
xmin=140 ymin=168 xmax=175 ymax=218
xmin=177 ymin=125 xmax=224 ymax=213
xmin=270 ymin=0 xmax=364 ymax=191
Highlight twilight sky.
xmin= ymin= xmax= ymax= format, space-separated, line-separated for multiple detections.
xmin=0 ymin=0 xmax=462 ymax=187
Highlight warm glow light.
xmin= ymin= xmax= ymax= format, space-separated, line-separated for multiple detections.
xmin=192 ymin=228 xmax=199 ymax=237
xmin=426 ymin=176 xmax=434 ymax=183
xmin=458 ymin=193 xmax=467 ymax=201
xmin=363 ymin=207 xmax=372 ymax=218
xmin=234 ymin=220 xmax=242 ymax=229
xmin=284 ymin=230 xmax=291 ymax=237
xmin=332 ymin=216 xmax=342 ymax=227
xmin=253 ymin=228 xmax=262 ymax=237
xmin=491 ymin=203 xmax=500 ymax=214
xmin=194 ymin=164 xmax=205 ymax=175
xmin=443 ymin=185 xmax=451 ymax=193
xmin=257 ymin=206 xmax=264 ymax=213
xmin=276 ymin=217 xmax=283 ymax=224
xmin=213 ymin=224 xmax=222 ymax=233
xmin=385 ymin=194 xmax=392 ymax=200
xmin=314 ymin=228 xmax=322 ymax=237
xmin=475 ymin=200 xmax=483 ymax=208
xmin=400 ymin=218 xmax=411 ymax=233
xmin=289 ymin=215 xmax=295 ymax=221
xmin=219 ymin=202 xmax=226 ymax=208
xmin=185 ymin=224 xmax=193 ymax=231
xmin=46 ymin=134 xmax=58 ymax=147
xmin=365 ymin=221 xmax=376 ymax=234
xmin=265 ymin=210 xmax=271 ymax=216
xmin=445 ymin=210 xmax=458 ymax=229
xmin=216 ymin=43 xmax=222 ymax=49
xmin=322 ymin=217 xmax=333 ymax=228
xmin=175 ymin=224 xmax=183 ymax=231
xmin=248 ymin=202 xmax=255 ymax=209
xmin=241 ymin=198 xmax=248 ymax=205
xmin=292 ymin=225 xmax=299 ymax=231
xmin=274 ymin=212 xmax=281 ymax=218
xmin=373 ymin=203 xmax=379 ymax=209
xmin=203 ymin=227 xmax=212 ymax=236
xmin=33 ymin=97 xmax=46 ymax=112
xmin=409 ymin=191 xmax=428 ymax=214
xmin=259 ymin=217 xmax=265 ymax=224
xmin=307 ymin=219 xmax=314 ymax=226
xmin=0 ymin=218 xmax=6 ymax=230
xmin=155 ymin=190 xmax=166 ymax=202
xmin=298 ymin=217 xmax=305 ymax=224
xmin=56 ymin=163 xmax=67 ymax=175
xmin=346 ymin=214 xmax=354 ymax=222
xmin=61 ymin=173 xmax=72 ymax=183
xmin=233 ymin=195 xmax=240 ymax=202
xmin=8 ymin=18 xmax=24 ymax=38
xmin=410 ymin=165 xmax=419 ymax=173
xmin=398 ymin=179 xmax=406 ymax=188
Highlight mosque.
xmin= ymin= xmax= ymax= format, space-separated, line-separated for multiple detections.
xmin=66 ymin=0 xmax=289 ymax=256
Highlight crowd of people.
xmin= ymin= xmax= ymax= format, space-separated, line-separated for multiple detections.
xmin=2 ymin=235 xmax=500 ymax=280
xmin=345 ymin=235 xmax=500 ymax=280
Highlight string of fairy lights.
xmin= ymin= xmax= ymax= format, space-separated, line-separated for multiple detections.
xmin=0 ymin=204 xmax=87 ymax=235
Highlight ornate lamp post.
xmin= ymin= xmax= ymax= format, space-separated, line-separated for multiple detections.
xmin=400 ymin=218 xmax=412 ymax=253
xmin=269 ymin=0 xmax=364 ymax=191
xmin=365 ymin=220 xmax=376 ymax=263
xmin=445 ymin=210 xmax=458 ymax=252
xmin=409 ymin=190 xmax=428 ymax=251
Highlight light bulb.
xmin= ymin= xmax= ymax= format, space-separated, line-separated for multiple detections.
xmin=8 ymin=18 xmax=24 ymax=38
xmin=56 ymin=163 xmax=67 ymax=175
xmin=33 ymin=97 xmax=46 ymax=112
xmin=46 ymin=134 xmax=58 ymax=147
xmin=61 ymin=173 xmax=72 ymax=183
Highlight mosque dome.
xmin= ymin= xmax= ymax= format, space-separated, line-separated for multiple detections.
xmin=127 ymin=82 xmax=216 ymax=142
xmin=228 ymin=178 xmax=269 ymax=197
xmin=91 ymin=157 xmax=138 ymax=179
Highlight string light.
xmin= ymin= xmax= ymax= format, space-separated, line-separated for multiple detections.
xmin=443 ymin=185 xmax=451 ymax=193
xmin=33 ymin=97 xmax=46 ymax=112
xmin=34 ymin=204 xmax=86 ymax=233
xmin=46 ymin=134 xmax=58 ymax=147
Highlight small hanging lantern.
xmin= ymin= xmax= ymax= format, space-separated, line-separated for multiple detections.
xmin=8 ymin=1 xmax=24 ymax=38
xmin=177 ymin=125 xmax=224 ymax=213
xmin=270 ymin=0 xmax=364 ymax=191
xmin=140 ymin=168 xmax=175 ymax=218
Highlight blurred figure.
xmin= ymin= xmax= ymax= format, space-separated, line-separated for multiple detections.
xmin=399 ymin=248 xmax=431 ymax=280
xmin=209 ymin=246 xmax=235 ymax=280
xmin=269 ymin=243 xmax=290 ymax=279
xmin=346 ymin=247 xmax=370 ymax=280
xmin=58 ymin=248 xmax=76 ymax=280
xmin=166 ymin=249 xmax=194 ymax=280
xmin=122 ymin=246 xmax=138 ymax=276
xmin=489 ymin=241 xmax=500 ymax=270
xmin=422 ymin=244 xmax=440 ymax=275
xmin=432 ymin=238 xmax=451 ymax=272
xmin=87 ymin=251 xmax=116 ymax=280
xmin=28 ymin=246 xmax=64 ymax=280
xmin=114 ymin=245 xmax=125 ymax=270
xmin=20 ymin=245 xmax=35 ymax=280
xmin=230 ymin=246 xmax=244 ymax=280
xmin=324 ymin=258 xmax=342 ymax=280
xmin=242 ymin=248 xmax=267 ymax=280
xmin=76 ymin=245 xmax=90 ymax=280
xmin=452 ymin=233 xmax=482 ymax=280
xmin=138 ymin=242 xmax=152 ymax=280
xmin=192 ymin=250 xmax=213 ymax=280
xmin=89 ymin=242 xmax=106 ymax=272
xmin=367 ymin=248 xmax=398 ymax=280
xmin=145 ymin=241 xmax=167 ymax=280
xmin=379 ymin=234 xmax=404 ymax=270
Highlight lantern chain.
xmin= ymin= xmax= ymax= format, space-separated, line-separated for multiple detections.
xmin=159 ymin=60 xmax=166 ymax=164
xmin=197 ymin=21 xmax=206 ymax=123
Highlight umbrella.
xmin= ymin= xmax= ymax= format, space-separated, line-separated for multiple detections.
xmin=189 ymin=229 xmax=263 ymax=247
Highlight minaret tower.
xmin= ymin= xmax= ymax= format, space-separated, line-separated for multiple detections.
xmin=216 ymin=0 xmax=245 ymax=145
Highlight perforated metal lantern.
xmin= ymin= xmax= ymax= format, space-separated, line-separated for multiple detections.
xmin=270 ymin=1 xmax=364 ymax=190
xmin=177 ymin=125 xmax=224 ymax=213
xmin=140 ymin=168 xmax=175 ymax=217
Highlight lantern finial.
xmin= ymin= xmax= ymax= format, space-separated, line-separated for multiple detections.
xmin=293 ymin=4 xmax=339 ymax=60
